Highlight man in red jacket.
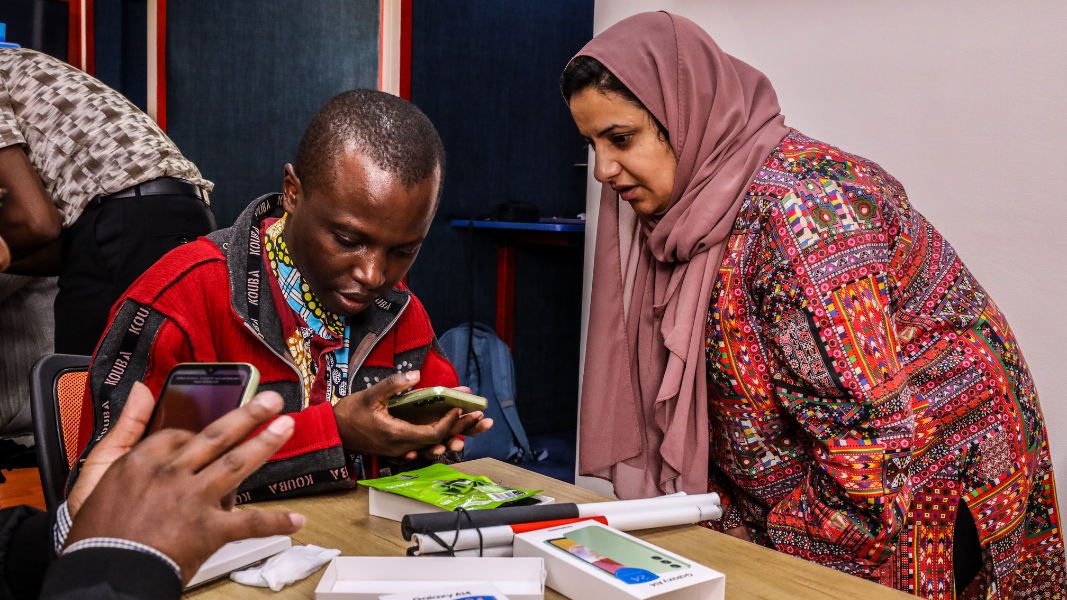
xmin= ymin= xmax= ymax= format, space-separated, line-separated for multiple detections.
xmin=72 ymin=90 xmax=491 ymax=502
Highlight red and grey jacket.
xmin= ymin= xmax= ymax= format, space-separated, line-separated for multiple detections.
xmin=70 ymin=194 xmax=459 ymax=502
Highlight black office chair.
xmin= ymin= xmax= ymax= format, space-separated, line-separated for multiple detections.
xmin=29 ymin=354 xmax=90 ymax=513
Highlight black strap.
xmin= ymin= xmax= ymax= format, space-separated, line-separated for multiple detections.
xmin=235 ymin=466 xmax=350 ymax=504
xmin=463 ymin=211 xmax=492 ymax=387
xmin=466 ymin=220 xmax=482 ymax=386
xmin=245 ymin=224 xmax=264 ymax=336
xmin=421 ymin=508 xmax=485 ymax=557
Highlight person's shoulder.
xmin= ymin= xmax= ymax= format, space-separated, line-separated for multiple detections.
xmin=121 ymin=237 xmax=228 ymax=306
xmin=390 ymin=285 xmax=438 ymax=351
xmin=754 ymin=131 xmax=904 ymax=257
xmin=0 ymin=47 xmax=61 ymax=69
xmin=774 ymin=131 xmax=904 ymax=196
xmin=0 ymin=48 xmax=82 ymax=88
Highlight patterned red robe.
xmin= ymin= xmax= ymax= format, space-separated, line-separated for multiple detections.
xmin=702 ymin=130 xmax=1064 ymax=598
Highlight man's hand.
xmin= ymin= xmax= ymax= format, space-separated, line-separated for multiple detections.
xmin=0 ymin=146 xmax=62 ymax=259
xmin=333 ymin=370 xmax=493 ymax=460
xmin=3 ymin=236 xmax=62 ymax=275
xmin=64 ymin=392 xmax=305 ymax=584
xmin=67 ymin=382 xmax=155 ymax=518
xmin=416 ymin=385 xmax=493 ymax=459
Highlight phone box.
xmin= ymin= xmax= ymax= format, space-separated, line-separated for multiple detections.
xmin=368 ymin=487 xmax=555 ymax=522
xmin=514 ymin=522 xmax=724 ymax=600
xmin=314 ymin=557 xmax=545 ymax=600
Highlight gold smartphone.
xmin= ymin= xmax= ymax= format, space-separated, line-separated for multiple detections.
xmin=387 ymin=386 xmax=488 ymax=422
xmin=143 ymin=362 xmax=261 ymax=438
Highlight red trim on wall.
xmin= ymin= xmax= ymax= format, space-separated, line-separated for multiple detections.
xmin=398 ymin=0 xmax=412 ymax=101
xmin=84 ymin=0 xmax=95 ymax=75
xmin=59 ymin=0 xmax=93 ymax=72
xmin=496 ymin=244 xmax=516 ymax=351
xmin=398 ymin=0 xmax=412 ymax=289
xmin=378 ymin=0 xmax=386 ymax=91
xmin=156 ymin=0 xmax=167 ymax=131
xmin=66 ymin=0 xmax=80 ymax=68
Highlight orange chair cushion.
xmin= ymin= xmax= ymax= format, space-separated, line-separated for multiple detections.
xmin=56 ymin=371 xmax=87 ymax=470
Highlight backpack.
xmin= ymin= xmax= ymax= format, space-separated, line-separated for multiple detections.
xmin=438 ymin=323 xmax=543 ymax=463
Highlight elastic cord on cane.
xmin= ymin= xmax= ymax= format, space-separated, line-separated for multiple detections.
xmin=419 ymin=507 xmax=484 ymax=557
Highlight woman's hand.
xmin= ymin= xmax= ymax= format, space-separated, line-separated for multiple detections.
xmin=724 ymin=525 xmax=752 ymax=543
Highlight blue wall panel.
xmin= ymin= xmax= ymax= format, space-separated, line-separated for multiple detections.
xmin=93 ymin=0 xmax=147 ymax=111
xmin=408 ymin=0 xmax=594 ymax=436
xmin=0 ymin=0 xmax=69 ymax=60
xmin=166 ymin=0 xmax=379 ymax=226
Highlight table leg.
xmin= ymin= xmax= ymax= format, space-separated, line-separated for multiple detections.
xmin=495 ymin=242 xmax=516 ymax=351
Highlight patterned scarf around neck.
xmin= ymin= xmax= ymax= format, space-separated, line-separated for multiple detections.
xmin=263 ymin=214 xmax=351 ymax=406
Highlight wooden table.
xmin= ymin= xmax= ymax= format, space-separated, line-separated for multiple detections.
xmin=187 ymin=458 xmax=910 ymax=600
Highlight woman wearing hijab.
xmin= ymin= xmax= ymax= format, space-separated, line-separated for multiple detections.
xmin=564 ymin=11 xmax=1063 ymax=599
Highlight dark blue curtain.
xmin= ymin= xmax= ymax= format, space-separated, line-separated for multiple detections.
xmin=0 ymin=0 xmax=69 ymax=60
xmin=93 ymin=0 xmax=147 ymax=110
xmin=408 ymin=0 xmax=594 ymax=436
xmin=165 ymin=0 xmax=380 ymax=226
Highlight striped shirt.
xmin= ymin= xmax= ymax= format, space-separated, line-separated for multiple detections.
xmin=0 ymin=48 xmax=213 ymax=227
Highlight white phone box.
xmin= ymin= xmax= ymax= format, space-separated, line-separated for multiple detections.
xmin=186 ymin=535 xmax=292 ymax=588
xmin=314 ymin=557 xmax=545 ymax=600
xmin=379 ymin=582 xmax=510 ymax=600
xmin=514 ymin=522 xmax=724 ymax=600
xmin=368 ymin=487 xmax=554 ymax=522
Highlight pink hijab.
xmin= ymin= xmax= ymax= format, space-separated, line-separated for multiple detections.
xmin=576 ymin=12 xmax=790 ymax=498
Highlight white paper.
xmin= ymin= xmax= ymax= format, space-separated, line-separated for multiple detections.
xmin=231 ymin=544 xmax=341 ymax=591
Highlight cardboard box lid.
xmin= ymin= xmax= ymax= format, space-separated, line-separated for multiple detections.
xmin=315 ymin=557 xmax=545 ymax=600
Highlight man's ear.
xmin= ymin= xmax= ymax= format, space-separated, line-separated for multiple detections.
xmin=281 ymin=164 xmax=303 ymax=213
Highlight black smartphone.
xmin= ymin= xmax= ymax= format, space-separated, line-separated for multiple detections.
xmin=143 ymin=363 xmax=261 ymax=438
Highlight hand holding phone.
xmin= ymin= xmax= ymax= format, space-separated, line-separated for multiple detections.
xmin=332 ymin=370 xmax=493 ymax=460
xmin=387 ymin=386 xmax=488 ymax=423
xmin=143 ymin=363 xmax=260 ymax=438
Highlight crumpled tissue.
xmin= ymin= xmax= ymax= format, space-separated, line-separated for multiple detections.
xmin=231 ymin=544 xmax=341 ymax=591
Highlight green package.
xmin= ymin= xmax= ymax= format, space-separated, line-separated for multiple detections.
xmin=358 ymin=463 xmax=542 ymax=510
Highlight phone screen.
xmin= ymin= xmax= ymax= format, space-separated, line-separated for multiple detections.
xmin=545 ymin=526 xmax=690 ymax=585
xmin=144 ymin=364 xmax=255 ymax=437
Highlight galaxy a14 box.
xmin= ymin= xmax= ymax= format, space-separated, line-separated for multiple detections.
xmin=514 ymin=521 xmax=724 ymax=600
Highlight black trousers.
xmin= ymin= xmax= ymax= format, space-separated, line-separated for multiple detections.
xmin=54 ymin=192 xmax=215 ymax=356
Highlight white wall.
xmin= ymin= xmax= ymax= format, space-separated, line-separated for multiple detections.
xmin=578 ymin=0 xmax=1067 ymax=506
